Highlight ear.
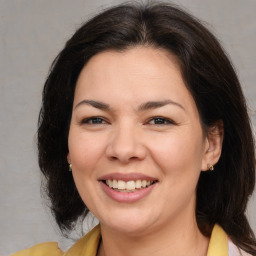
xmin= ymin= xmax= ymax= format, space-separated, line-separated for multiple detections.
xmin=201 ymin=120 xmax=224 ymax=171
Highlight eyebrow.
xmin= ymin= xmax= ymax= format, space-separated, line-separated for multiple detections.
xmin=75 ymin=100 xmax=110 ymax=110
xmin=138 ymin=100 xmax=185 ymax=111
xmin=74 ymin=99 xmax=185 ymax=112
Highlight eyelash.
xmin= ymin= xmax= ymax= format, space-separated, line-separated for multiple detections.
xmin=147 ymin=117 xmax=175 ymax=125
xmin=81 ymin=117 xmax=107 ymax=124
xmin=80 ymin=116 xmax=175 ymax=126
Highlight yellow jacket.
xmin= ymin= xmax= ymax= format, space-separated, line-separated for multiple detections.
xmin=11 ymin=224 xmax=248 ymax=256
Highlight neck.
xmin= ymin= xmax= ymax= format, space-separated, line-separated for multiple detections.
xmin=97 ymin=216 xmax=209 ymax=256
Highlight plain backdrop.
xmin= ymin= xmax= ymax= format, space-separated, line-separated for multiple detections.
xmin=0 ymin=0 xmax=256 ymax=255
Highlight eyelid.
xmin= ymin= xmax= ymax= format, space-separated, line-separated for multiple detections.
xmin=79 ymin=116 xmax=176 ymax=126
xmin=146 ymin=116 xmax=176 ymax=125
xmin=80 ymin=116 xmax=109 ymax=125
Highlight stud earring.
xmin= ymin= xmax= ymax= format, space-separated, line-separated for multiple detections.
xmin=69 ymin=164 xmax=72 ymax=172
xmin=208 ymin=164 xmax=214 ymax=171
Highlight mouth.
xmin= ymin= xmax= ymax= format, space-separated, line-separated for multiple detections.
xmin=103 ymin=179 xmax=157 ymax=193
xmin=98 ymin=173 xmax=158 ymax=202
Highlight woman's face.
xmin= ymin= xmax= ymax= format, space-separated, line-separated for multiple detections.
xmin=68 ymin=47 xmax=211 ymax=235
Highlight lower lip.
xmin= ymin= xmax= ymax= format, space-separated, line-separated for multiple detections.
xmin=100 ymin=182 xmax=156 ymax=203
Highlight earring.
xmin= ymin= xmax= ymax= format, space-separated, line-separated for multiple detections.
xmin=208 ymin=164 xmax=214 ymax=171
xmin=69 ymin=164 xmax=72 ymax=172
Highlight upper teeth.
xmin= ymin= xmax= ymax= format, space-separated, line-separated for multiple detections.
xmin=106 ymin=179 xmax=153 ymax=190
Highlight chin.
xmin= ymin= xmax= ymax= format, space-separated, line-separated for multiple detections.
xmin=99 ymin=209 xmax=159 ymax=236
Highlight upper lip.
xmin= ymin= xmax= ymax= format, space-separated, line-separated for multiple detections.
xmin=98 ymin=173 xmax=158 ymax=182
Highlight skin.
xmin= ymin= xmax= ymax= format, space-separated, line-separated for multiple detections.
xmin=67 ymin=47 xmax=223 ymax=256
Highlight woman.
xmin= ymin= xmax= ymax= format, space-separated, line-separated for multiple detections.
xmin=12 ymin=2 xmax=256 ymax=256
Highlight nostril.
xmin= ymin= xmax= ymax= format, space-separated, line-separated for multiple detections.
xmin=129 ymin=156 xmax=138 ymax=160
xmin=109 ymin=156 xmax=118 ymax=161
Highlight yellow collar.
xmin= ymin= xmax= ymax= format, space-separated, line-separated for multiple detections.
xmin=63 ymin=225 xmax=101 ymax=256
xmin=64 ymin=224 xmax=228 ymax=256
xmin=207 ymin=224 xmax=229 ymax=256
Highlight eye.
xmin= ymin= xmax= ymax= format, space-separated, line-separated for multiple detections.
xmin=147 ymin=117 xmax=175 ymax=125
xmin=81 ymin=117 xmax=107 ymax=124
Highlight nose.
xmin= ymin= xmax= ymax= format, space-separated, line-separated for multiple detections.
xmin=105 ymin=124 xmax=147 ymax=163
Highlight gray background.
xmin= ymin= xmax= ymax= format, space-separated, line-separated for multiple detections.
xmin=0 ymin=0 xmax=255 ymax=255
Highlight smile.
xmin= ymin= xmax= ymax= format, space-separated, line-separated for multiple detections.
xmin=99 ymin=173 xmax=158 ymax=202
xmin=105 ymin=179 xmax=155 ymax=192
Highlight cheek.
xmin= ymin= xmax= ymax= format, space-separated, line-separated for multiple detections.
xmin=148 ymin=130 xmax=204 ymax=174
xmin=68 ymin=130 xmax=106 ymax=174
xmin=148 ymin=131 xmax=204 ymax=211
xmin=68 ymin=131 xmax=106 ymax=208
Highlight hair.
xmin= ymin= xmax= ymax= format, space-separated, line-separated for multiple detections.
xmin=37 ymin=1 xmax=256 ymax=254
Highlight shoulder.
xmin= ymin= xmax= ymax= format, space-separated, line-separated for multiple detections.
xmin=10 ymin=225 xmax=101 ymax=256
xmin=10 ymin=242 xmax=63 ymax=256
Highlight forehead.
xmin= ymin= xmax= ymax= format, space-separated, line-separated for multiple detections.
xmin=80 ymin=46 xmax=182 ymax=80
xmin=76 ymin=47 xmax=182 ymax=89
xmin=74 ymin=47 xmax=196 ymax=113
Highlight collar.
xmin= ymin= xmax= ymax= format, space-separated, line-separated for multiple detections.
xmin=63 ymin=224 xmax=228 ymax=256
xmin=63 ymin=225 xmax=101 ymax=256
xmin=207 ymin=224 xmax=229 ymax=256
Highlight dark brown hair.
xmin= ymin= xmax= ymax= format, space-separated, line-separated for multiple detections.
xmin=38 ymin=2 xmax=256 ymax=254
